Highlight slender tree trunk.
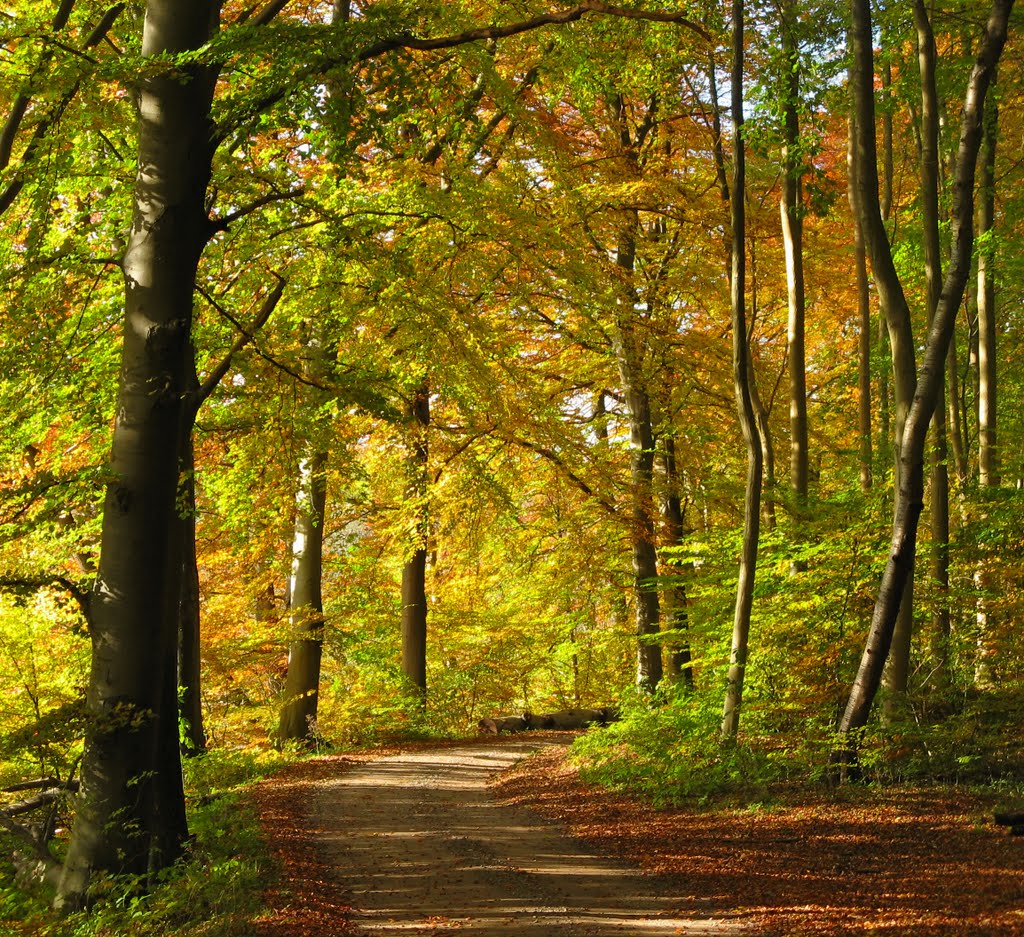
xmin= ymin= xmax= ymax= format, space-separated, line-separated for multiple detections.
xmin=657 ymin=437 xmax=694 ymax=690
xmin=780 ymin=0 xmax=809 ymax=515
xmin=401 ymin=382 xmax=430 ymax=698
xmin=836 ymin=0 xmax=1012 ymax=764
xmin=277 ymin=449 xmax=328 ymax=743
xmin=849 ymin=106 xmax=873 ymax=492
xmin=722 ymin=0 xmax=763 ymax=740
xmin=946 ymin=332 xmax=969 ymax=486
xmin=857 ymin=12 xmax=921 ymax=723
xmin=977 ymin=80 xmax=998 ymax=490
xmin=611 ymin=209 xmax=663 ymax=692
xmin=877 ymin=48 xmax=894 ymax=480
xmin=912 ymin=0 xmax=951 ymax=688
xmin=56 ymin=0 xmax=218 ymax=908
xmin=177 ymin=429 xmax=206 ymax=756
xmin=748 ymin=239 xmax=776 ymax=531
xmin=975 ymin=71 xmax=999 ymax=688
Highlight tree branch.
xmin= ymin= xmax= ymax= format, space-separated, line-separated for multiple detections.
xmin=216 ymin=3 xmax=711 ymax=145
xmin=0 ymin=575 xmax=92 ymax=623
xmin=208 ymin=188 xmax=305 ymax=235
xmin=504 ymin=434 xmax=618 ymax=515
xmin=193 ymin=274 xmax=286 ymax=407
xmin=357 ymin=2 xmax=710 ymax=60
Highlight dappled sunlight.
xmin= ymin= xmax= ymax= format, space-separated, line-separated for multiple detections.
xmin=311 ymin=742 xmax=743 ymax=935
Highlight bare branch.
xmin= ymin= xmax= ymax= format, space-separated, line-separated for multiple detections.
xmin=3 ymin=789 xmax=64 ymax=818
xmin=4 ymin=778 xmax=79 ymax=794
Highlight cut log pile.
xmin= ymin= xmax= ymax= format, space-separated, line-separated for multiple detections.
xmin=477 ymin=707 xmax=618 ymax=735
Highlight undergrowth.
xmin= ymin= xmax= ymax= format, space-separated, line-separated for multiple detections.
xmin=570 ymin=683 xmax=1024 ymax=808
xmin=1 ymin=748 xmax=285 ymax=937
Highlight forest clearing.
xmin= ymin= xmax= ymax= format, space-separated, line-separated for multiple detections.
xmin=3 ymin=0 xmax=1024 ymax=933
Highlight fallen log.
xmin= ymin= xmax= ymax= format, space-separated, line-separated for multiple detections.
xmin=3 ymin=789 xmax=64 ymax=818
xmin=477 ymin=714 xmax=532 ymax=735
xmin=478 ymin=706 xmax=618 ymax=734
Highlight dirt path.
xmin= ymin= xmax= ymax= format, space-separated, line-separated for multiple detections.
xmin=304 ymin=738 xmax=740 ymax=936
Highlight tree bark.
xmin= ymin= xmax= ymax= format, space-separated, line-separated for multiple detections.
xmin=836 ymin=0 xmax=1013 ymax=762
xmin=56 ymin=0 xmax=219 ymax=908
xmin=977 ymin=76 xmax=998 ymax=490
xmin=611 ymin=158 xmax=662 ymax=691
xmin=849 ymin=0 xmax=919 ymax=722
xmin=780 ymin=0 xmax=808 ymax=513
xmin=400 ymin=382 xmax=430 ymax=699
xmin=722 ymin=0 xmax=763 ymax=741
xmin=657 ymin=437 xmax=694 ymax=689
xmin=277 ymin=448 xmax=329 ymax=743
xmin=177 ymin=428 xmax=206 ymax=756
xmin=849 ymin=106 xmax=873 ymax=492
xmin=912 ymin=0 xmax=951 ymax=687
xmin=975 ymin=69 xmax=999 ymax=688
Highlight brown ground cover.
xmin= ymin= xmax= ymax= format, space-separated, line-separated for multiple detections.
xmin=492 ymin=746 xmax=1024 ymax=936
xmin=250 ymin=739 xmax=1024 ymax=936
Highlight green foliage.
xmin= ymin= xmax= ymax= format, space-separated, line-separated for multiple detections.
xmin=0 ymin=749 xmax=285 ymax=937
xmin=570 ymin=690 xmax=800 ymax=807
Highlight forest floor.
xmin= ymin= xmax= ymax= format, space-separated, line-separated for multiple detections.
xmin=251 ymin=735 xmax=1024 ymax=937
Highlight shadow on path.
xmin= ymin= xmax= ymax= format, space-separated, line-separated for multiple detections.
xmin=308 ymin=741 xmax=742 ymax=936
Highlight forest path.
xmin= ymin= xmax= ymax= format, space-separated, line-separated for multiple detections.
xmin=304 ymin=737 xmax=740 ymax=936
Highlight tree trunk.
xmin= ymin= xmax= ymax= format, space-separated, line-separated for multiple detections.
xmin=722 ymin=0 xmax=763 ymax=741
xmin=400 ymin=382 xmax=430 ymax=699
xmin=977 ymin=74 xmax=998 ymax=489
xmin=56 ymin=0 xmax=218 ymax=908
xmin=277 ymin=448 xmax=328 ymax=743
xmin=848 ymin=106 xmax=873 ymax=492
xmin=836 ymin=0 xmax=1012 ymax=764
xmin=657 ymin=437 xmax=694 ymax=689
xmin=912 ymin=0 xmax=951 ymax=688
xmin=975 ymin=69 xmax=999 ymax=688
xmin=177 ymin=430 xmax=206 ymax=756
xmin=850 ymin=0 xmax=920 ymax=723
xmin=780 ymin=0 xmax=809 ymax=514
xmin=611 ymin=212 xmax=663 ymax=693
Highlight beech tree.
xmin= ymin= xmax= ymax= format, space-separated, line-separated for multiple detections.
xmin=836 ymin=0 xmax=1013 ymax=763
xmin=721 ymin=0 xmax=763 ymax=740
xmin=56 ymin=0 xmax=220 ymax=906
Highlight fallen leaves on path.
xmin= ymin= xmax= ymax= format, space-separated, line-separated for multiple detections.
xmin=249 ymin=754 xmax=365 ymax=937
xmin=491 ymin=746 xmax=1024 ymax=936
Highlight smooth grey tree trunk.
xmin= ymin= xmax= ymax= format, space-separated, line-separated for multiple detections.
xmin=779 ymin=0 xmax=809 ymax=514
xmin=977 ymin=96 xmax=998 ymax=490
xmin=277 ymin=448 xmax=328 ymax=743
xmin=836 ymin=0 xmax=1013 ymax=765
xmin=611 ymin=206 xmax=663 ymax=692
xmin=912 ymin=0 xmax=951 ymax=687
xmin=56 ymin=0 xmax=219 ymax=908
xmin=975 ymin=70 xmax=999 ymax=688
xmin=657 ymin=437 xmax=694 ymax=690
xmin=848 ymin=106 xmax=873 ymax=492
xmin=722 ymin=0 xmax=763 ymax=741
